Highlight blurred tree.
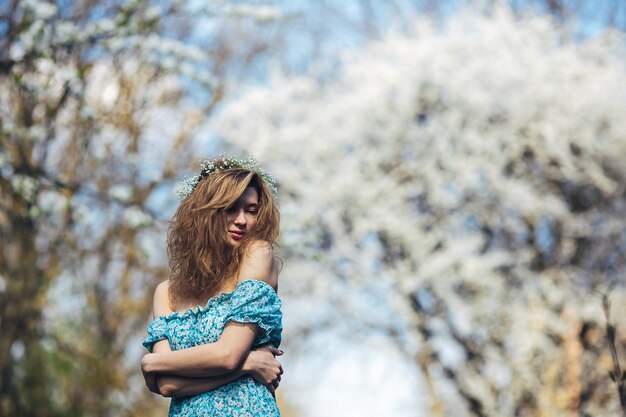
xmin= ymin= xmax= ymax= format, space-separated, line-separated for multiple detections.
xmin=267 ymin=0 xmax=626 ymax=78
xmin=3 ymin=1 xmax=624 ymax=416
xmin=216 ymin=9 xmax=626 ymax=417
xmin=0 ymin=0 xmax=282 ymax=416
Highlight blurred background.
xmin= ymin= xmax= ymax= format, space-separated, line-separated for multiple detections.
xmin=2 ymin=0 xmax=626 ymax=416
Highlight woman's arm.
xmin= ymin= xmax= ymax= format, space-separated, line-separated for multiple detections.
xmin=157 ymin=373 xmax=243 ymax=398
xmin=142 ymin=282 xmax=173 ymax=394
xmin=154 ymin=345 xmax=283 ymax=398
xmin=143 ymin=303 xmax=282 ymax=397
xmin=142 ymin=279 xmax=256 ymax=377
xmin=142 ymin=276 xmax=282 ymax=394
xmin=142 ymin=281 xmax=245 ymax=393
xmin=142 ymin=321 xmax=257 ymax=376
xmin=150 ymin=337 xmax=242 ymax=398
xmin=143 ymin=242 xmax=279 ymax=377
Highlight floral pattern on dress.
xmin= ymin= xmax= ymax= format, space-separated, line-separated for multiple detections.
xmin=143 ymin=279 xmax=282 ymax=417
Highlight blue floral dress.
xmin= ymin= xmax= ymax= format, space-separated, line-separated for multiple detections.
xmin=143 ymin=279 xmax=282 ymax=417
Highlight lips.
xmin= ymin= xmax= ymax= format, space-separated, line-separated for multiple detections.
xmin=228 ymin=231 xmax=245 ymax=241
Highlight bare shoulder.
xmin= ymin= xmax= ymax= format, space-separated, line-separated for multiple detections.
xmin=155 ymin=279 xmax=170 ymax=293
xmin=238 ymin=240 xmax=279 ymax=291
xmin=152 ymin=280 xmax=173 ymax=318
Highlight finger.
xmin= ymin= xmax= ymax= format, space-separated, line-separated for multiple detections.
xmin=279 ymin=365 xmax=284 ymax=375
xmin=269 ymin=346 xmax=283 ymax=356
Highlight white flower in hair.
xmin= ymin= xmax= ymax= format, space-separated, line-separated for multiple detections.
xmin=177 ymin=154 xmax=278 ymax=200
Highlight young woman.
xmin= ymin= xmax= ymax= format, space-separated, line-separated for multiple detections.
xmin=141 ymin=156 xmax=284 ymax=416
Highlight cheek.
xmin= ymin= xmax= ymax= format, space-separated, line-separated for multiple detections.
xmin=248 ymin=216 xmax=258 ymax=230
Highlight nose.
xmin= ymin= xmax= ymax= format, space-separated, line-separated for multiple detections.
xmin=233 ymin=210 xmax=246 ymax=226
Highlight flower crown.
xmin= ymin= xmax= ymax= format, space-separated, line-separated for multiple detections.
xmin=177 ymin=154 xmax=278 ymax=200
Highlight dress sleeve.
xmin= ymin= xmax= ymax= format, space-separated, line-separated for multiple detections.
xmin=224 ymin=279 xmax=283 ymax=348
xmin=142 ymin=316 xmax=169 ymax=353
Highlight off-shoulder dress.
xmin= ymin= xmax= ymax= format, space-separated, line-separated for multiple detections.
xmin=143 ymin=279 xmax=282 ymax=417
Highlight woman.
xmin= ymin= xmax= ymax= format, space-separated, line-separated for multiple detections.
xmin=141 ymin=156 xmax=284 ymax=416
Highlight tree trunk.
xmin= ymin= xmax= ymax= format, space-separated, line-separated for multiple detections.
xmin=0 ymin=181 xmax=54 ymax=416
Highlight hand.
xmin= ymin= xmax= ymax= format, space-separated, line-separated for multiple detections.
xmin=243 ymin=345 xmax=284 ymax=394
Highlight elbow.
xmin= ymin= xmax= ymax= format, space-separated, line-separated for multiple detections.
xmin=141 ymin=354 xmax=157 ymax=374
xmin=156 ymin=376 xmax=176 ymax=398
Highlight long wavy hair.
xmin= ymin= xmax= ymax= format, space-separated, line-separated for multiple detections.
xmin=167 ymin=168 xmax=280 ymax=306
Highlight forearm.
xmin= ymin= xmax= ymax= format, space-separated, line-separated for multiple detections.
xmin=158 ymin=370 xmax=244 ymax=398
xmin=146 ymin=338 xmax=246 ymax=396
xmin=143 ymin=322 xmax=257 ymax=377
xmin=143 ymin=342 xmax=237 ymax=377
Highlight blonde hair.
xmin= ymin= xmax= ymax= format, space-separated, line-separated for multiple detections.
xmin=167 ymin=168 xmax=280 ymax=305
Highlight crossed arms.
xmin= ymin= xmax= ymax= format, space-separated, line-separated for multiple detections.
xmin=141 ymin=242 xmax=283 ymax=398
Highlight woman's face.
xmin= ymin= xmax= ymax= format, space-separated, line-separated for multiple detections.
xmin=224 ymin=186 xmax=259 ymax=246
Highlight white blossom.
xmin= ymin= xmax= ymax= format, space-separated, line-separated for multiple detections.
xmin=221 ymin=5 xmax=282 ymax=22
xmin=122 ymin=206 xmax=153 ymax=229
xmin=10 ymin=175 xmax=39 ymax=201
xmin=217 ymin=10 xmax=626 ymax=416
xmin=109 ymin=185 xmax=133 ymax=203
